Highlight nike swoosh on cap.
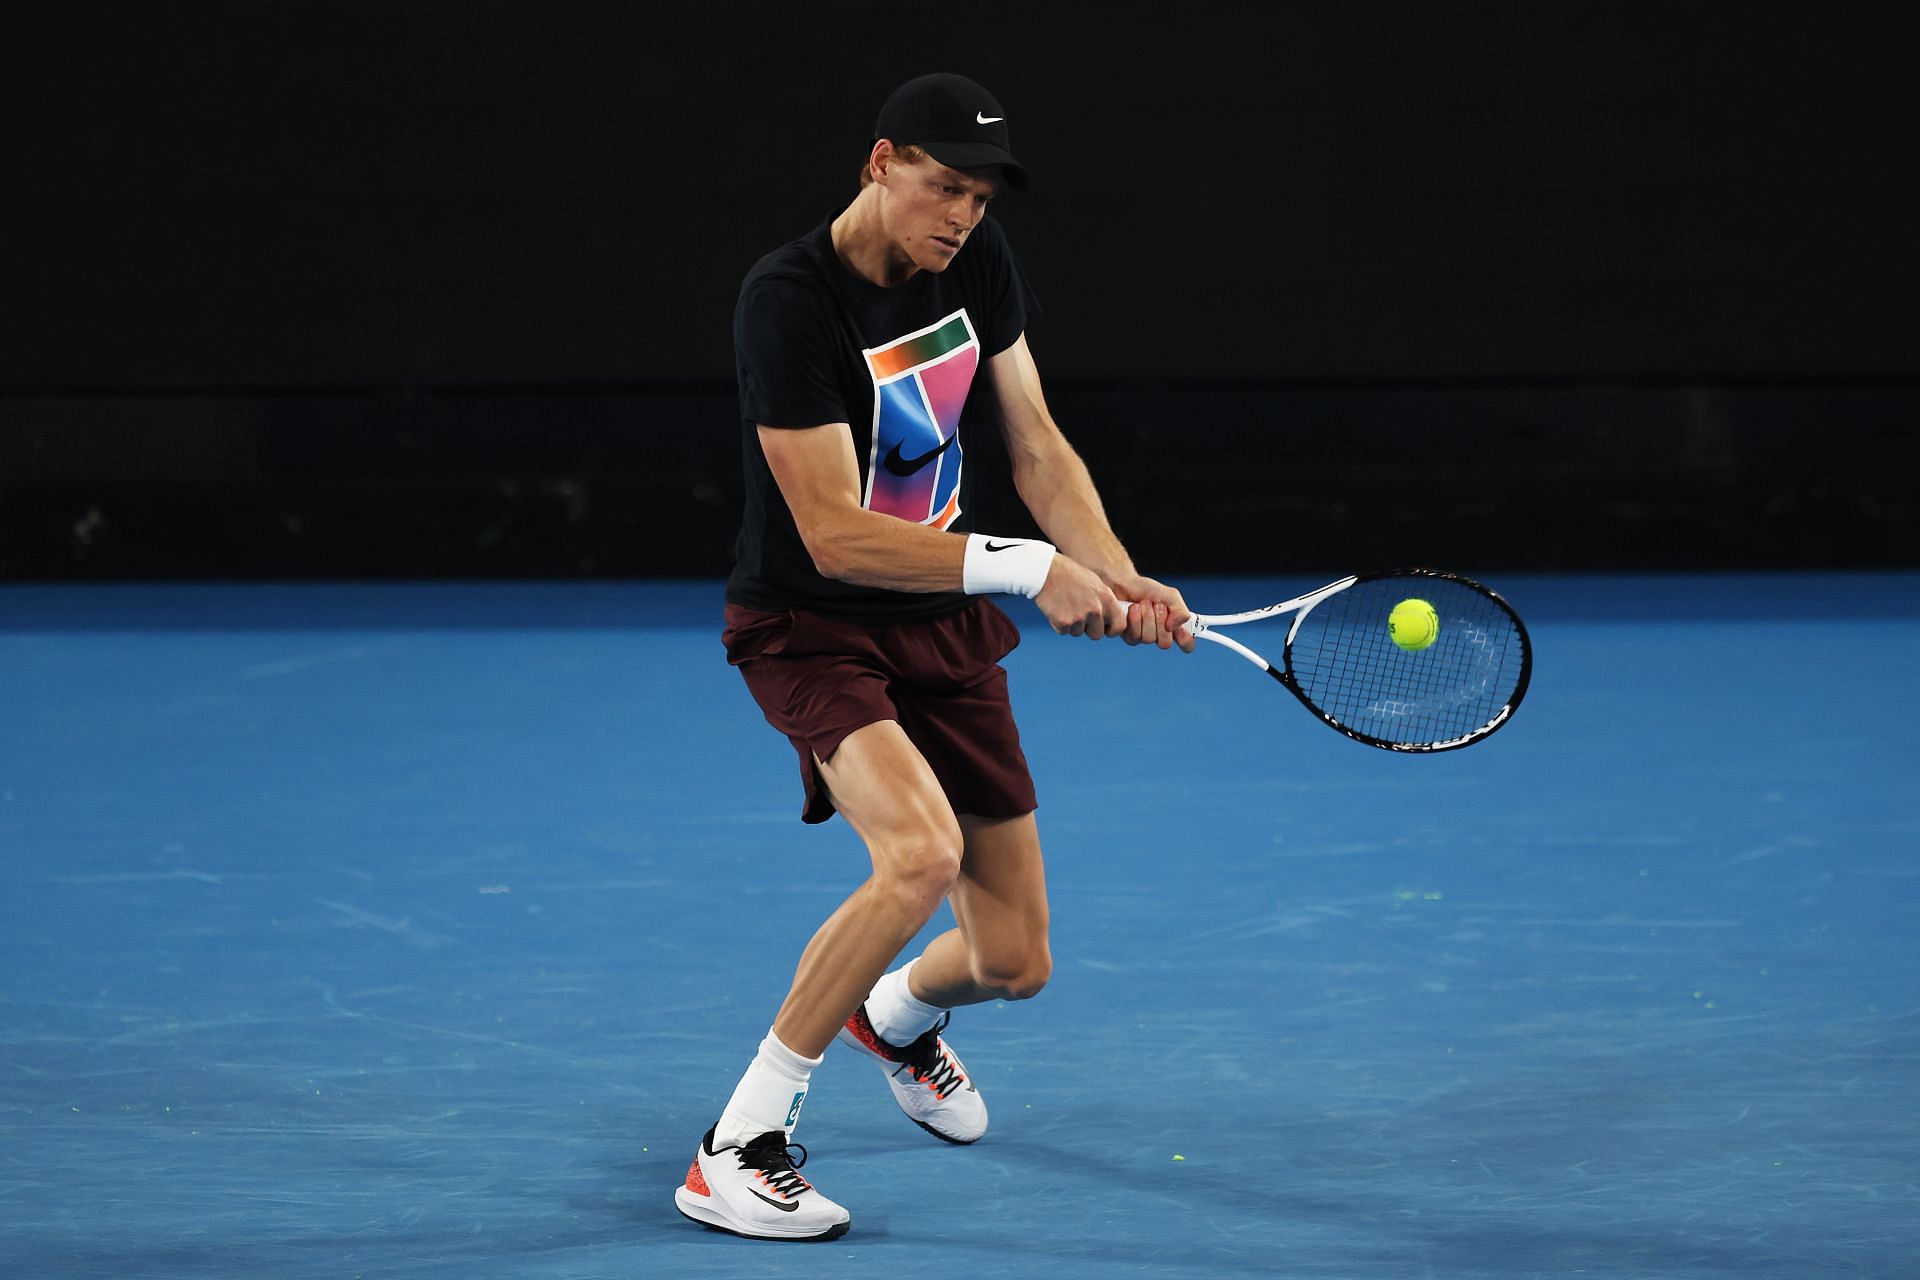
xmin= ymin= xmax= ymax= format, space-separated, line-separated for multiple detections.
xmin=883 ymin=433 xmax=957 ymax=477
xmin=976 ymin=112 xmax=1004 ymax=124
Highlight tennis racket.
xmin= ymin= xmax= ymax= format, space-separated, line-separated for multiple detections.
xmin=1186 ymin=569 xmax=1531 ymax=752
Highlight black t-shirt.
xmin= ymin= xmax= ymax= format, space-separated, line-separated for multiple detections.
xmin=726 ymin=213 xmax=1040 ymax=623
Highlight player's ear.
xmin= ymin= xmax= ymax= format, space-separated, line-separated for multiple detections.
xmin=869 ymin=139 xmax=896 ymax=187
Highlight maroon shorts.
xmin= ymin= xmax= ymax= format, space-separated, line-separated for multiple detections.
xmin=722 ymin=598 xmax=1038 ymax=825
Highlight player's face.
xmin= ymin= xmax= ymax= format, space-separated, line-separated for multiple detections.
xmin=884 ymin=156 xmax=999 ymax=273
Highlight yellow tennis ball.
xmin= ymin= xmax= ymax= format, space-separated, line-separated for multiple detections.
xmin=1388 ymin=597 xmax=1439 ymax=651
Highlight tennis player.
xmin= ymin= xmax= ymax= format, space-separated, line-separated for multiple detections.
xmin=674 ymin=72 xmax=1194 ymax=1242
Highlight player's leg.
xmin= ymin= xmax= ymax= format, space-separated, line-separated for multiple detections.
xmin=677 ymin=718 xmax=962 ymax=1239
xmin=837 ymin=812 xmax=1049 ymax=1144
xmin=773 ymin=719 xmax=967 ymax=1056
xmin=911 ymin=811 xmax=1052 ymax=1007
xmin=831 ymin=600 xmax=1046 ymax=1142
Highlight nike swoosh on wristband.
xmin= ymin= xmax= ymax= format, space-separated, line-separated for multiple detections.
xmin=977 ymin=112 xmax=1004 ymax=124
xmin=983 ymin=540 xmax=1022 ymax=552
xmin=883 ymin=433 xmax=957 ymax=476
xmin=749 ymin=1189 xmax=800 ymax=1213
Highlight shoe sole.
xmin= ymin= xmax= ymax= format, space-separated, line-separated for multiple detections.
xmin=673 ymin=1187 xmax=851 ymax=1242
xmin=912 ymin=1115 xmax=981 ymax=1146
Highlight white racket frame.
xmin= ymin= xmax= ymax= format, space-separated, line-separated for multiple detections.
xmin=1185 ymin=574 xmax=1358 ymax=672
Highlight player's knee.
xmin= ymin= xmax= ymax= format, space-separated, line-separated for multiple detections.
xmin=975 ymin=945 xmax=1051 ymax=1002
xmin=1001 ymin=958 xmax=1051 ymax=1002
xmin=872 ymin=827 xmax=963 ymax=920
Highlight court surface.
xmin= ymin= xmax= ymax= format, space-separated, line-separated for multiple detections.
xmin=2 ymin=573 xmax=1915 ymax=1279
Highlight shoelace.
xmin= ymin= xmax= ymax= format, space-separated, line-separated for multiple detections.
xmin=898 ymin=1011 xmax=967 ymax=1099
xmin=736 ymin=1131 xmax=814 ymax=1200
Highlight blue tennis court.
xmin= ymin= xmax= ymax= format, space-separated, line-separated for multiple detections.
xmin=2 ymin=574 xmax=1915 ymax=1278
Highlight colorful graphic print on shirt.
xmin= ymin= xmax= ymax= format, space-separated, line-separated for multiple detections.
xmin=860 ymin=310 xmax=979 ymax=529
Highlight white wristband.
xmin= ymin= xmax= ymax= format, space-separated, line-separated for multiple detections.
xmin=962 ymin=532 xmax=1057 ymax=598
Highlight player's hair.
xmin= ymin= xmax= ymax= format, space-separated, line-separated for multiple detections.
xmin=859 ymin=143 xmax=928 ymax=188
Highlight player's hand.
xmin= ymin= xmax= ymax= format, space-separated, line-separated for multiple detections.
xmin=1110 ymin=573 xmax=1196 ymax=652
xmin=1034 ymin=554 xmax=1129 ymax=640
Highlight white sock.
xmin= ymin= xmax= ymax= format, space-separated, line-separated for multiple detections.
xmin=865 ymin=959 xmax=947 ymax=1048
xmin=713 ymin=1030 xmax=821 ymax=1149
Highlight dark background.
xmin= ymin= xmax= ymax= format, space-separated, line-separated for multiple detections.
xmin=7 ymin=2 xmax=1916 ymax=578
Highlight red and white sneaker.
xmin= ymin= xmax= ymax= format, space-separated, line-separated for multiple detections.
xmin=836 ymin=1007 xmax=988 ymax=1145
xmin=673 ymin=1127 xmax=851 ymax=1241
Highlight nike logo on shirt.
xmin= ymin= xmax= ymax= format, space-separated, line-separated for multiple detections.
xmin=883 ymin=432 xmax=957 ymax=476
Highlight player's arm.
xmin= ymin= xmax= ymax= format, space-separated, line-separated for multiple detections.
xmin=758 ymin=422 xmax=963 ymax=592
xmin=758 ymin=420 xmax=1127 ymax=638
xmin=986 ymin=334 xmax=1194 ymax=651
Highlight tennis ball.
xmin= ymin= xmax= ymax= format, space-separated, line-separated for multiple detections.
xmin=1388 ymin=597 xmax=1439 ymax=651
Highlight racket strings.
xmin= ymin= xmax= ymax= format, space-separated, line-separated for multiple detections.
xmin=1288 ymin=578 xmax=1525 ymax=748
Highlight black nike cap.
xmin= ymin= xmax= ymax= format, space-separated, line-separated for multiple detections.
xmin=872 ymin=72 xmax=1028 ymax=191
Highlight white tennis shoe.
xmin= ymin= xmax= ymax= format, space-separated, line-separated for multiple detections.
xmin=673 ymin=1127 xmax=851 ymax=1241
xmin=837 ymin=1006 xmax=988 ymax=1144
